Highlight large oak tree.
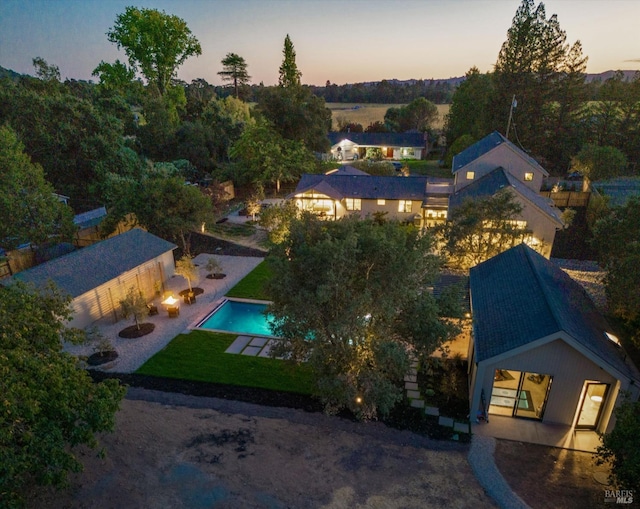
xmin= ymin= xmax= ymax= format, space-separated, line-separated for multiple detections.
xmin=266 ymin=215 xmax=457 ymax=419
xmin=107 ymin=6 xmax=201 ymax=96
xmin=0 ymin=282 xmax=125 ymax=507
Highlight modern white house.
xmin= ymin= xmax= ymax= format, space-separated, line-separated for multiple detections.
xmin=13 ymin=228 xmax=177 ymax=329
xmin=468 ymin=244 xmax=640 ymax=434
xmin=327 ymin=132 xmax=427 ymax=161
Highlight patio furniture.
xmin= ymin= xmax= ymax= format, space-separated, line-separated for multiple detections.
xmin=147 ymin=303 xmax=159 ymax=316
xmin=167 ymin=305 xmax=180 ymax=317
xmin=183 ymin=291 xmax=196 ymax=305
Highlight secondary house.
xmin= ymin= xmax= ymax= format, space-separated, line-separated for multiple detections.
xmin=448 ymin=131 xmax=562 ymax=257
xmin=327 ymin=132 xmax=427 ymax=161
xmin=468 ymin=244 xmax=640 ymax=434
xmin=12 ymin=228 xmax=177 ymax=329
xmin=291 ymin=170 xmax=428 ymax=223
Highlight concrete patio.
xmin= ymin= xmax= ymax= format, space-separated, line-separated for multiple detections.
xmin=472 ymin=414 xmax=600 ymax=452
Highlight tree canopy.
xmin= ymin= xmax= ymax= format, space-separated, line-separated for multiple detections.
xmin=218 ymin=53 xmax=250 ymax=98
xmin=0 ymin=282 xmax=125 ymax=507
xmin=437 ymin=190 xmax=528 ymax=269
xmin=571 ymin=144 xmax=627 ymax=181
xmin=107 ymin=6 xmax=202 ymax=96
xmin=595 ymin=398 xmax=640 ymax=493
xmin=0 ymin=125 xmax=76 ymax=250
xmin=266 ymin=215 xmax=457 ymax=418
xmin=591 ymin=197 xmax=640 ymax=333
xmin=229 ymin=120 xmax=317 ymax=191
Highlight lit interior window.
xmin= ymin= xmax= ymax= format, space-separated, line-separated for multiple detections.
xmin=345 ymin=198 xmax=361 ymax=211
xmin=466 ymin=171 xmax=475 ymax=180
xmin=377 ymin=199 xmax=386 ymax=206
xmin=398 ymin=200 xmax=412 ymax=213
xmin=524 ymin=172 xmax=534 ymax=181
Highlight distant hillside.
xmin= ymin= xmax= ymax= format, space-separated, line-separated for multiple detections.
xmin=0 ymin=66 xmax=24 ymax=80
xmin=585 ymin=70 xmax=638 ymax=83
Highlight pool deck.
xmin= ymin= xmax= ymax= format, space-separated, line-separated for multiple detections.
xmin=65 ymin=253 xmax=265 ymax=373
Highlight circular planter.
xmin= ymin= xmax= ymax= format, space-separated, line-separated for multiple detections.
xmin=87 ymin=351 xmax=118 ymax=366
xmin=118 ymin=322 xmax=155 ymax=338
xmin=178 ymin=287 xmax=204 ymax=296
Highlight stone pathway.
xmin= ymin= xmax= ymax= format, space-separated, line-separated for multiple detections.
xmin=403 ymin=359 xmax=471 ymax=436
xmin=225 ymin=335 xmax=278 ymax=358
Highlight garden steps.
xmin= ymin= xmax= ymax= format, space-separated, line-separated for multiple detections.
xmin=404 ymin=360 xmax=471 ymax=440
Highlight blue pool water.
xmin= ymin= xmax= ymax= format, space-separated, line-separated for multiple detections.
xmin=198 ymin=300 xmax=275 ymax=336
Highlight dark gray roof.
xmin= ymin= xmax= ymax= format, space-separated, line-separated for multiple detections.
xmin=13 ymin=228 xmax=177 ymax=298
xmin=327 ymin=132 xmax=426 ymax=148
xmin=73 ymin=206 xmax=107 ymax=230
xmin=325 ymin=165 xmax=370 ymax=176
xmin=592 ymin=177 xmax=640 ymax=207
xmin=470 ymin=244 xmax=639 ymax=381
xmin=294 ymin=174 xmax=428 ymax=201
xmin=452 ymin=131 xmax=547 ymax=176
xmin=449 ymin=167 xmax=563 ymax=225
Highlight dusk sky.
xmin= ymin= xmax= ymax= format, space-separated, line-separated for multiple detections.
xmin=1 ymin=0 xmax=639 ymax=87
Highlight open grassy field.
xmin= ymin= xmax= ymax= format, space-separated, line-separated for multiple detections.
xmin=328 ymin=103 xmax=450 ymax=131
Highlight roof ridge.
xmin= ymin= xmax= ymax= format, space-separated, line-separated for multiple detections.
xmin=521 ymin=245 xmax=564 ymax=334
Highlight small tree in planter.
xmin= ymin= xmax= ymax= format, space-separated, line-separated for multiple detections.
xmin=175 ymin=254 xmax=199 ymax=302
xmin=205 ymin=256 xmax=226 ymax=279
xmin=84 ymin=326 xmax=119 ymax=366
xmin=245 ymin=194 xmax=262 ymax=222
xmin=119 ymin=286 xmax=155 ymax=338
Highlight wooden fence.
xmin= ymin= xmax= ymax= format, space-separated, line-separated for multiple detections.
xmin=540 ymin=191 xmax=591 ymax=208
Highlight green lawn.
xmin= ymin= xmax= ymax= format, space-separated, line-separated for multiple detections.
xmin=404 ymin=159 xmax=452 ymax=178
xmin=226 ymin=260 xmax=272 ymax=300
xmin=207 ymin=221 xmax=257 ymax=238
xmin=136 ymin=330 xmax=313 ymax=394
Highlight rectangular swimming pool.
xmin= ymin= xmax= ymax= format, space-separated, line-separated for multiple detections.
xmin=197 ymin=299 xmax=275 ymax=336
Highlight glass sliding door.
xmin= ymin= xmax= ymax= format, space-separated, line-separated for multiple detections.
xmin=489 ymin=369 xmax=553 ymax=420
xmin=576 ymin=383 xmax=609 ymax=429
xmin=514 ymin=372 xmax=552 ymax=420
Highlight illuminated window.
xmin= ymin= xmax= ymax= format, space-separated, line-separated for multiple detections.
xmin=466 ymin=171 xmax=475 ymax=180
xmin=345 ymin=198 xmax=361 ymax=211
xmin=398 ymin=200 xmax=412 ymax=213
xmin=524 ymin=172 xmax=534 ymax=181
xmin=377 ymin=199 xmax=386 ymax=206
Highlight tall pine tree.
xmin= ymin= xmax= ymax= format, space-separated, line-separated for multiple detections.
xmin=278 ymin=34 xmax=302 ymax=88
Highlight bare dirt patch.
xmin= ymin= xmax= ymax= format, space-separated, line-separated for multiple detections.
xmin=28 ymin=392 xmax=494 ymax=509
xmin=494 ymin=440 xmax=610 ymax=509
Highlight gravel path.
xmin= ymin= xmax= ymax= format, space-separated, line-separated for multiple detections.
xmin=468 ymin=435 xmax=531 ymax=509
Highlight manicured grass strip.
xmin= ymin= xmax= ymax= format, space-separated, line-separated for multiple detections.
xmin=207 ymin=222 xmax=257 ymax=238
xmin=226 ymin=260 xmax=272 ymax=300
xmin=136 ymin=330 xmax=313 ymax=394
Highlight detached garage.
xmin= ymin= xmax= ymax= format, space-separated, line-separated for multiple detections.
xmin=13 ymin=228 xmax=177 ymax=329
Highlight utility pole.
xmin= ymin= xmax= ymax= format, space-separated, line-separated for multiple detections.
xmin=506 ymin=95 xmax=517 ymax=139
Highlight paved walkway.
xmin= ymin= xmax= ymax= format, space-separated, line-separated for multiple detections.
xmin=225 ymin=335 xmax=278 ymax=358
xmin=468 ymin=435 xmax=531 ymax=509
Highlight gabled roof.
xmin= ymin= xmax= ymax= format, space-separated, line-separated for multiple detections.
xmin=293 ymin=174 xmax=428 ymax=201
xmin=452 ymin=131 xmax=548 ymax=176
xmin=449 ymin=167 xmax=563 ymax=225
xmin=470 ymin=244 xmax=639 ymax=381
xmin=13 ymin=228 xmax=177 ymax=298
xmin=327 ymin=132 xmax=426 ymax=148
